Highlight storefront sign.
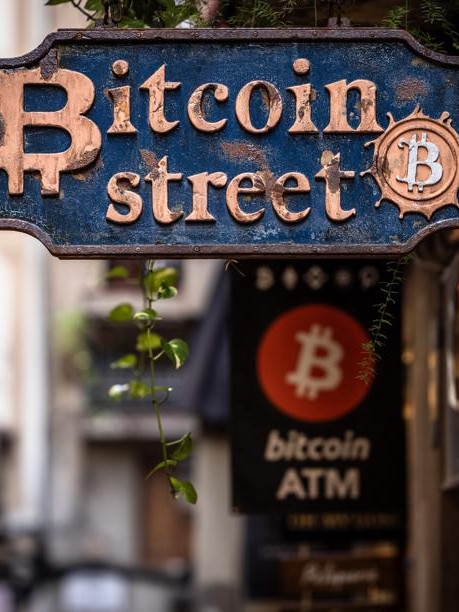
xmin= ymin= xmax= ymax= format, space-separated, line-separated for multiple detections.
xmin=231 ymin=261 xmax=405 ymax=532
xmin=0 ymin=30 xmax=458 ymax=257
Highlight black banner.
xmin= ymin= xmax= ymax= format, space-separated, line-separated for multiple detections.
xmin=231 ymin=260 xmax=405 ymax=534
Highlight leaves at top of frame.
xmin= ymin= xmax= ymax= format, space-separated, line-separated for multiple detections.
xmin=84 ymin=0 xmax=103 ymax=10
xmin=45 ymin=0 xmax=72 ymax=5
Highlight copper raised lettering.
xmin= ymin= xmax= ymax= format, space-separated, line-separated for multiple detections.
xmin=287 ymin=84 xmax=318 ymax=134
xmin=324 ymin=79 xmax=383 ymax=133
xmin=235 ymin=81 xmax=282 ymax=134
xmin=226 ymin=172 xmax=265 ymax=223
xmin=106 ymin=172 xmax=142 ymax=224
xmin=140 ymin=65 xmax=180 ymax=134
xmin=187 ymin=83 xmax=229 ymax=132
xmin=271 ymin=172 xmax=311 ymax=222
xmin=107 ymin=86 xmax=137 ymax=134
xmin=315 ymin=151 xmax=356 ymax=221
xmin=186 ymin=172 xmax=228 ymax=222
xmin=0 ymin=67 xmax=101 ymax=195
xmin=145 ymin=155 xmax=183 ymax=224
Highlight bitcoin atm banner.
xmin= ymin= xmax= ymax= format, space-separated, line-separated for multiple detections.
xmin=0 ymin=29 xmax=458 ymax=257
xmin=231 ymin=261 xmax=405 ymax=532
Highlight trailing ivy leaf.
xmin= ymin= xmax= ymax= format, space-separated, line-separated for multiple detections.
xmin=110 ymin=354 xmax=138 ymax=369
xmin=143 ymin=267 xmax=179 ymax=298
xmin=129 ymin=379 xmax=151 ymax=399
xmin=136 ymin=331 xmax=162 ymax=352
xmin=162 ymin=339 xmax=188 ymax=369
xmin=133 ymin=308 xmax=161 ymax=323
xmin=157 ymin=284 xmax=178 ymax=300
xmin=171 ymin=433 xmax=193 ymax=462
xmin=108 ymin=303 xmax=134 ymax=323
xmin=146 ymin=459 xmax=178 ymax=479
xmin=105 ymin=266 xmax=129 ymax=280
xmin=46 ymin=0 xmax=71 ymax=5
xmin=169 ymin=477 xmax=198 ymax=504
xmin=108 ymin=383 xmax=130 ymax=400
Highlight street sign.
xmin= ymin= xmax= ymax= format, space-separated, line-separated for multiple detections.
xmin=0 ymin=29 xmax=458 ymax=258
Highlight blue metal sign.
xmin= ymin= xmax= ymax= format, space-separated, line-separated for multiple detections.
xmin=0 ymin=29 xmax=458 ymax=258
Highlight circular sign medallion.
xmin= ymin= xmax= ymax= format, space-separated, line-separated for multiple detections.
xmin=256 ymin=304 xmax=373 ymax=422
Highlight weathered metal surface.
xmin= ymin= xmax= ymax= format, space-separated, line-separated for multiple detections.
xmin=0 ymin=28 xmax=458 ymax=258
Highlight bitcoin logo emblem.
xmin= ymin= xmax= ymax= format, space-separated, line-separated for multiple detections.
xmin=396 ymin=132 xmax=443 ymax=192
xmin=257 ymin=305 xmax=373 ymax=422
xmin=286 ymin=325 xmax=343 ymax=399
xmin=363 ymin=107 xmax=459 ymax=219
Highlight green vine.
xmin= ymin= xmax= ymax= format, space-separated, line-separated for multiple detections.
xmin=106 ymin=261 xmax=197 ymax=504
xmin=358 ymin=255 xmax=413 ymax=385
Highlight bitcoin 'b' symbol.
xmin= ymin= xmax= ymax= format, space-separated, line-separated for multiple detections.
xmin=0 ymin=66 xmax=102 ymax=196
xmin=286 ymin=324 xmax=343 ymax=400
xmin=257 ymin=305 xmax=372 ymax=421
xmin=396 ymin=132 xmax=443 ymax=193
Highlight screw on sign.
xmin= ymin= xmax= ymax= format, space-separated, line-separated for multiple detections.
xmin=256 ymin=305 xmax=373 ymax=422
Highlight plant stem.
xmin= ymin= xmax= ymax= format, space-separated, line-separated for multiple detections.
xmin=145 ymin=259 xmax=172 ymax=490
xmin=70 ymin=0 xmax=97 ymax=20
xmin=148 ymin=330 xmax=169 ymax=470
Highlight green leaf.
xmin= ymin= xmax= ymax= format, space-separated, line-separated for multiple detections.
xmin=143 ymin=267 xmax=179 ymax=297
xmin=110 ymin=354 xmax=137 ymax=369
xmin=108 ymin=303 xmax=134 ymax=323
xmin=133 ymin=308 xmax=160 ymax=323
xmin=108 ymin=383 xmax=129 ymax=400
xmin=170 ymin=477 xmax=198 ymax=505
xmin=46 ymin=0 xmax=72 ymax=5
xmin=105 ymin=266 xmax=129 ymax=280
xmin=157 ymin=285 xmax=178 ymax=300
xmin=146 ymin=459 xmax=178 ymax=479
xmin=162 ymin=339 xmax=189 ymax=369
xmin=129 ymin=380 xmax=151 ymax=399
xmin=136 ymin=331 xmax=162 ymax=352
xmin=119 ymin=17 xmax=148 ymax=28
xmin=171 ymin=433 xmax=193 ymax=462
xmin=84 ymin=0 xmax=103 ymax=10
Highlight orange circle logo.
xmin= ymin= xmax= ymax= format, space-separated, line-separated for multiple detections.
xmin=256 ymin=305 xmax=373 ymax=422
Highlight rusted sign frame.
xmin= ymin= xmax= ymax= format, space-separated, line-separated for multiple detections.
xmin=0 ymin=28 xmax=458 ymax=259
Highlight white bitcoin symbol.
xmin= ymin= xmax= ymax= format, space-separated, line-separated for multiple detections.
xmin=286 ymin=324 xmax=343 ymax=400
xmin=396 ymin=132 xmax=443 ymax=193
